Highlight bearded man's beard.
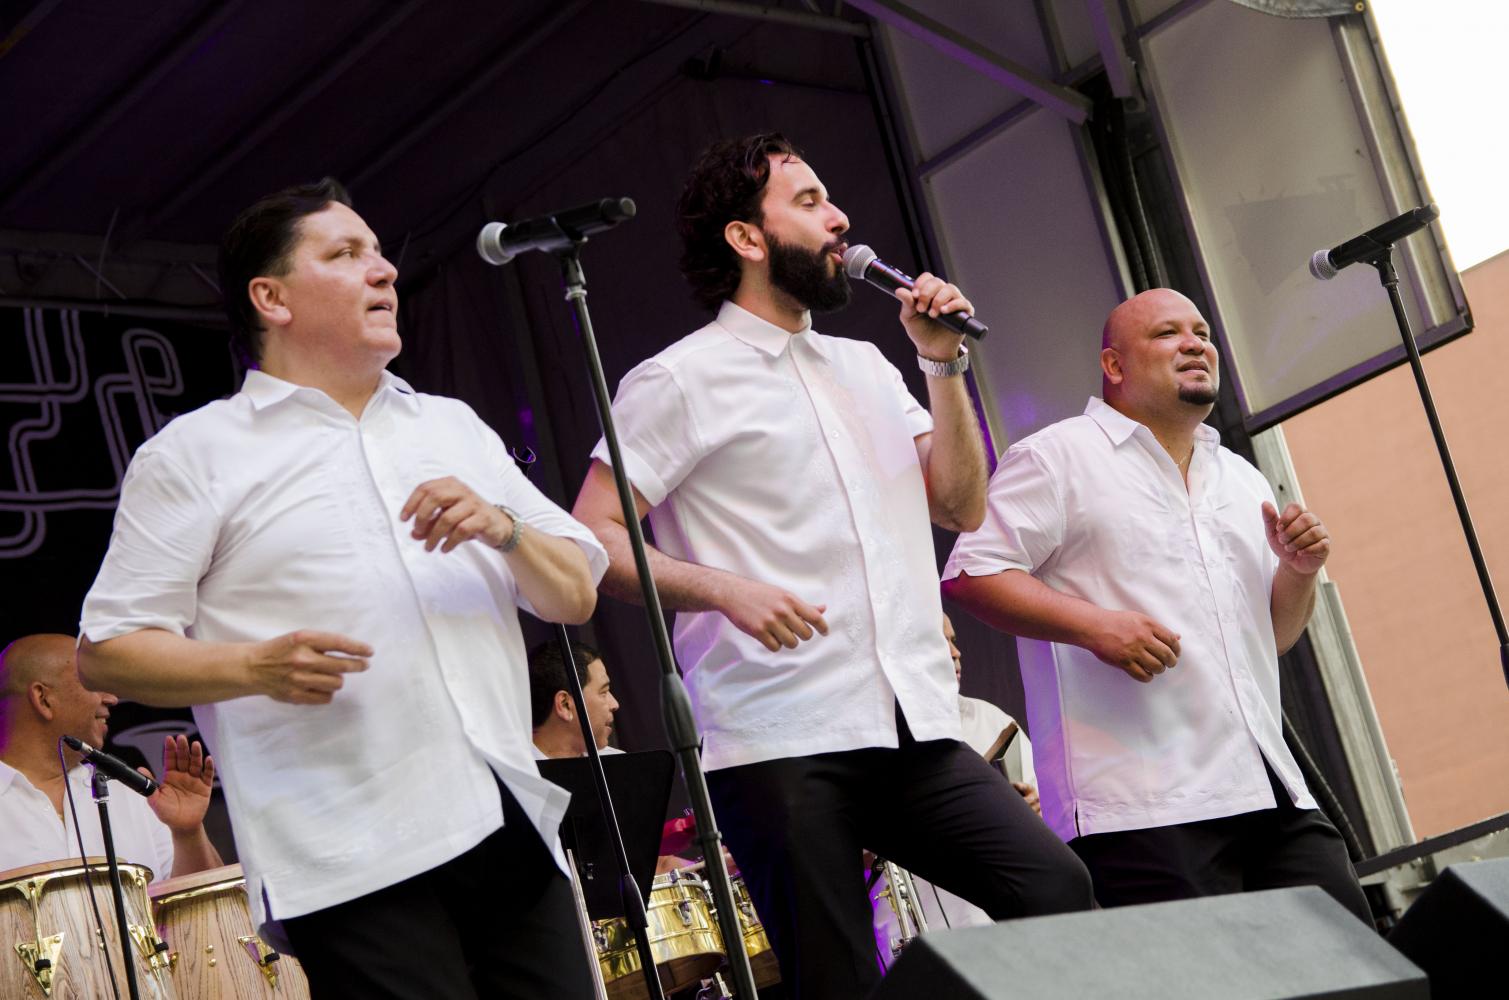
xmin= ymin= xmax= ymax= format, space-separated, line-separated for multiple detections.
xmin=767 ymin=233 xmax=851 ymax=313
xmin=1178 ymin=382 xmax=1219 ymax=406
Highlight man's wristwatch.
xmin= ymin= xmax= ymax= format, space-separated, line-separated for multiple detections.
xmin=494 ymin=505 xmax=524 ymax=553
xmin=917 ymin=344 xmax=970 ymax=378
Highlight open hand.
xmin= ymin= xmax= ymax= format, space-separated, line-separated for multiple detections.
xmin=144 ymin=735 xmax=215 ymax=834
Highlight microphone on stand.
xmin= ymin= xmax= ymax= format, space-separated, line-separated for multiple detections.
xmin=61 ymin=735 xmax=158 ymax=797
xmin=1308 ymin=204 xmax=1439 ymax=280
xmin=842 ymin=244 xmax=989 ymax=340
xmin=477 ymin=197 xmax=637 ymax=265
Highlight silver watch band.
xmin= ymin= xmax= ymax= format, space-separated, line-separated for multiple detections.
xmin=917 ymin=344 xmax=970 ymax=378
xmin=494 ymin=505 xmax=524 ymax=553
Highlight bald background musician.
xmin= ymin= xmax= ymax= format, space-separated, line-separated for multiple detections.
xmin=944 ymin=288 xmax=1370 ymax=922
xmin=0 ymin=633 xmax=221 ymax=879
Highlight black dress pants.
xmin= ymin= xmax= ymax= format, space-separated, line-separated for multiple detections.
xmin=1068 ymin=762 xmax=1372 ymax=924
xmin=281 ymin=780 xmax=595 ymax=1000
xmin=707 ymin=713 xmax=1094 ymax=1000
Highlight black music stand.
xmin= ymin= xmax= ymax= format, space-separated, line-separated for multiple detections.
xmin=538 ymin=750 xmax=675 ymax=919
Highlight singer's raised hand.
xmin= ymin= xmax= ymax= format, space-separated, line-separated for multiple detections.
xmin=245 ymin=630 xmax=372 ymax=704
xmin=896 ymin=273 xmax=972 ymax=359
xmin=144 ymin=734 xmax=216 ymax=833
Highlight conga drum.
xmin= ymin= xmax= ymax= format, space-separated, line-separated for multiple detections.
xmin=150 ymin=863 xmax=309 ymax=998
xmin=0 ymin=857 xmax=177 ymax=999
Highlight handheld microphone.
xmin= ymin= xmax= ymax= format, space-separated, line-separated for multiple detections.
xmin=62 ymin=735 xmax=158 ymax=797
xmin=1308 ymin=204 xmax=1439 ymax=280
xmin=477 ymin=197 xmax=637 ymax=265
xmin=842 ymin=245 xmax=988 ymax=340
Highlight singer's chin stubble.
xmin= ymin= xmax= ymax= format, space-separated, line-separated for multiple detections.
xmin=767 ymin=234 xmax=851 ymax=313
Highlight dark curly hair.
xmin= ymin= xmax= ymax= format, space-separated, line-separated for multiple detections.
xmin=676 ymin=133 xmax=803 ymax=310
xmin=217 ymin=177 xmax=353 ymax=366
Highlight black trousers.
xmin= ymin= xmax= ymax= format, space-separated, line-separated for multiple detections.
xmin=707 ymin=712 xmax=1094 ymax=1000
xmin=1069 ymin=762 xmax=1372 ymax=925
xmin=282 ymin=780 xmax=595 ymax=1000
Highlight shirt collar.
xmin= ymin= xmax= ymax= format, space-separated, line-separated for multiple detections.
xmin=0 ymin=759 xmax=83 ymax=794
xmin=1084 ymin=396 xmax=1219 ymax=448
xmin=241 ymin=368 xmax=419 ymax=414
xmin=714 ymin=300 xmax=831 ymax=360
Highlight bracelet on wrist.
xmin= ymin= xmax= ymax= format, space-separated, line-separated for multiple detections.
xmin=494 ymin=505 xmax=524 ymax=553
xmin=917 ymin=344 xmax=970 ymax=378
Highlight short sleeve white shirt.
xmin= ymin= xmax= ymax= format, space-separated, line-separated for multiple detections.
xmin=0 ymin=762 xmax=174 ymax=881
xmin=592 ymin=301 xmax=962 ymax=770
xmin=943 ymin=397 xmax=1313 ymax=842
xmin=81 ymin=371 xmax=608 ymax=937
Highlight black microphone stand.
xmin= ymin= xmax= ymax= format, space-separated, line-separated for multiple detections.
xmin=91 ymin=770 xmax=142 ymax=1000
xmin=552 ymin=627 xmax=664 ymax=1000
xmin=1365 ymin=244 xmax=1509 ymax=689
xmin=542 ymin=238 xmax=758 ymax=999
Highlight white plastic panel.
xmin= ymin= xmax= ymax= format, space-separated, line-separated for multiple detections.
xmin=1143 ymin=0 xmax=1439 ymax=420
xmin=882 ymin=0 xmax=1056 ymax=159
xmin=925 ymin=109 xmax=1123 ymax=446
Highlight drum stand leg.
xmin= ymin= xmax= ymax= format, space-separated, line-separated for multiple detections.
xmin=566 ymin=849 xmax=610 ymax=1000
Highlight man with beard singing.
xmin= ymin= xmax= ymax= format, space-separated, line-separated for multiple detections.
xmin=942 ymin=289 xmax=1370 ymax=923
xmin=573 ymin=134 xmax=1091 ymax=997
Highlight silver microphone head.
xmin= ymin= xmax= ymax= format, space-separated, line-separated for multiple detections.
xmin=1308 ymin=248 xmax=1338 ymax=281
xmin=477 ymin=222 xmax=513 ymax=266
xmin=842 ymin=243 xmax=877 ymax=279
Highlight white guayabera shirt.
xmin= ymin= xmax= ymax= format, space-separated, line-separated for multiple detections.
xmin=82 ymin=370 xmax=607 ymax=945
xmin=0 ymin=762 xmax=173 ymax=880
xmin=945 ymin=397 xmax=1314 ymax=843
xmin=595 ymin=301 xmax=963 ymax=770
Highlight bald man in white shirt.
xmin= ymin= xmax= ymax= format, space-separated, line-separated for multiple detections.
xmin=77 ymin=179 xmax=607 ymax=999
xmin=0 ymin=633 xmax=221 ymax=880
xmin=574 ymin=133 xmax=1090 ymax=999
xmin=943 ymin=288 xmax=1369 ymax=923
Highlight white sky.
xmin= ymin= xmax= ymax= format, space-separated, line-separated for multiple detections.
xmin=1369 ymin=0 xmax=1509 ymax=270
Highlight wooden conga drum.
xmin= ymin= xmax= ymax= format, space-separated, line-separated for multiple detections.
xmin=150 ymin=864 xmax=309 ymax=998
xmin=0 ymin=857 xmax=177 ymax=999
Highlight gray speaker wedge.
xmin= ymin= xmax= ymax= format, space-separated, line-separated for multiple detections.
xmin=871 ymin=887 xmax=1426 ymax=1000
xmin=1389 ymin=856 xmax=1509 ymax=999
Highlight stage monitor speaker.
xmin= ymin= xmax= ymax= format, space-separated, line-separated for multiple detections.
xmin=1388 ymin=857 xmax=1509 ymax=999
xmin=871 ymin=886 xmax=1425 ymax=1000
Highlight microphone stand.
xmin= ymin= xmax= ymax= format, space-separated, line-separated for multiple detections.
xmin=91 ymin=770 xmax=142 ymax=1000
xmin=547 ymin=240 xmax=759 ymax=1000
xmin=553 ymin=627 xmax=665 ymax=1000
xmin=1366 ymin=244 xmax=1509 ymax=689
